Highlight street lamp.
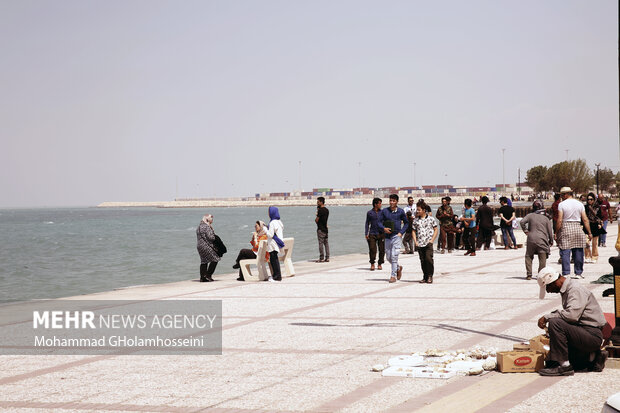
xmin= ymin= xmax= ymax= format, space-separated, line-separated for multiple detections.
xmin=595 ymin=163 xmax=601 ymax=194
xmin=502 ymin=148 xmax=506 ymax=195
xmin=414 ymin=162 xmax=417 ymax=188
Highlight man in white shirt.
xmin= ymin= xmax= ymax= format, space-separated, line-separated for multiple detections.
xmin=555 ymin=187 xmax=592 ymax=278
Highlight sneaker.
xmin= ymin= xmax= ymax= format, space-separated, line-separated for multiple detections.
xmin=526 ymin=275 xmax=532 ymax=280
xmin=325 ymin=259 xmax=330 ymax=262
xmin=538 ymin=364 xmax=574 ymax=376
xmin=440 ymin=249 xmax=446 ymax=254
xmin=268 ymin=277 xmax=275 ymax=282
xmin=592 ymin=350 xmax=608 ymax=372
xmin=464 ymin=251 xmax=471 ymax=256
xmin=419 ymin=279 xmax=427 ymax=283
xmin=448 ymin=250 xmax=453 ymax=253
xmin=389 ymin=276 xmax=396 ymax=283
xmin=396 ymin=266 xmax=403 ymax=280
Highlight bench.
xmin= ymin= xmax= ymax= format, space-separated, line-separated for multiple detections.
xmin=240 ymin=237 xmax=295 ymax=281
xmin=278 ymin=237 xmax=295 ymax=277
xmin=239 ymin=240 xmax=270 ymax=282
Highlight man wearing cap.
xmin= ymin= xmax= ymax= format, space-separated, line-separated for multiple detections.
xmin=556 ymin=187 xmax=592 ymax=278
xmin=537 ymin=267 xmax=607 ymax=376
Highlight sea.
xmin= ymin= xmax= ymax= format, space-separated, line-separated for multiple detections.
xmin=0 ymin=205 xmax=443 ymax=302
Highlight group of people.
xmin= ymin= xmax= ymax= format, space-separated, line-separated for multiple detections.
xmin=196 ymin=190 xmax=613 ymax=376
xmin=196 ymin=206 xmax=285 ymax=283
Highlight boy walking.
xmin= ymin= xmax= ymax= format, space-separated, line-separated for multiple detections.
xmin=378 ymin=194 xmax=409 ymax=283
xmin=365 ymin=197 xmax=384 ymax=271
xmin=461 ymin=199 xmax=477 ymax=256
xmin=412 ymin=201 xmax=438 ymax=283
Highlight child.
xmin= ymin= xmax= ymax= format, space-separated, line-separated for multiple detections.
xmin=412 ymin=201 xmax=438 ymax=283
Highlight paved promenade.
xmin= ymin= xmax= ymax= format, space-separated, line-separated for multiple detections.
xmin=1 ymin=226 xmax=619 ymax=412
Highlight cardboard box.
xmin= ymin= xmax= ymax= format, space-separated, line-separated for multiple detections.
xmin=529 ymin=335 xmax=550 ymax=356
xmin=513 ymin=342 xmax=530 ymax=351
xmin=497 ymin=351 xmax=544 ymax=373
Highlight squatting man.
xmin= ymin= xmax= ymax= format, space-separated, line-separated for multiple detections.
xmin=536 ymin=267 xmax=608 ymax=376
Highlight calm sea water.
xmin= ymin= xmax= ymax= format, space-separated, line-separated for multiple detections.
xmin=0 ymin=205 xmax=441 ymax=302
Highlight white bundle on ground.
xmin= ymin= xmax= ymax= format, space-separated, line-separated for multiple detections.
xmin=376 ymin=346 xmax=498 ymax=379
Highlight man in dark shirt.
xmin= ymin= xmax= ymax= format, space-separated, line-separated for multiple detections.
xmin=315 ymin=197 xmax=330 ymax=262
xmin=436 ymin=196 xmax=455 ymax=253
xmin=551 ymin=193 xmax=561 ymax=241
xmin=365 ymin=197 xmax=384 ymax=270
xmin=378 ymin=194 xmax=409 ymax=283
xmin=498 ymin=196 xmax=517 ymax=249
xmin=598 ymin=193 xmax=612 ymax=247
xmin=475 ymin=196 xmax=494 ymax=250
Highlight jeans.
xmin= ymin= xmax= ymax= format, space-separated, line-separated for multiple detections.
xmin=501 ymin=227 xmax=517 ymax=248
xmin=317 ymin=229 xmax=329 ymax=260
xmin=385 ymin=236 xmax=402 ymax=277
xmin=559 ymin=248 xmax=584 ymax=275
xmin=599 ymin=220 xmax=608 ymax=245
xmin=417 ymin=245 xmax=434 ymax=279
xmin=367 ymin=233 xmax=385 ymax=264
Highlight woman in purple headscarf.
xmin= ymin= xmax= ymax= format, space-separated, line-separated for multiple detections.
xmin=264 ymin=206 xmax=284 ymax=282
xmin=196 ymin=214 xmax=219 ymax=282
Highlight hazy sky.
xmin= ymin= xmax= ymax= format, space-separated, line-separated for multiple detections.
xmin=1 ymin=0 xmax=618 ymax=207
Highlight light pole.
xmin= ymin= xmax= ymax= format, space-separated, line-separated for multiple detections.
xmin=298 ymin=161 xmax=302 ymax=192
xmin=358 ymin=162 xmax=362 ymax=188
xmin=414 ymin=162 xmax=417 ymax=188
xmin=502 ymin=148 xmax=506 ymax=195
xmin=595 ymin=163 xmax=601 ymax=194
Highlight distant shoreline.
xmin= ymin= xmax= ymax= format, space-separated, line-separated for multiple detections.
xmin=97 ymin=196 xmax=530 ymax=208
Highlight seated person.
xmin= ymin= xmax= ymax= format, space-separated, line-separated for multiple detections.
xmin=232 ymin=221 xmax=268 ymax=281
xmin=537 ymin=267 xmax=608 ymax=375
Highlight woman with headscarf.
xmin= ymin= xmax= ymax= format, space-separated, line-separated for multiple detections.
xmin=264 ymin=206 xmax=284 ymax=282
xmin=520 ymin=200 xmax=554 ymax=280
xmin=584 ymin=192 xmax=604 ymax=263
xmin=232 ymin=221 xmax=268 ymax=281
xmin=196 ymin=214 xmax=220 ymax=282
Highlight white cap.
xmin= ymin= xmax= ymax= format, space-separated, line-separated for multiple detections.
xmin=537 ymin=266 xmax=560 ymax=299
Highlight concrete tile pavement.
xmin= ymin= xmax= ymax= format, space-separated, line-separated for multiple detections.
xmin=0 ymin=226 xmax=618 ymax=412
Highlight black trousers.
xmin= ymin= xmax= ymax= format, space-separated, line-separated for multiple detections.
xmin=476 ymin=228 xmax=493 ymax=249
xmin=547 ymin=318 xmax=602 ymax=368
xmin=367 ymin=233 xmax=385 ymax=264
xmin=235 ymin=249 xmax=256 ymax=279
xmin=200 ymin=262 xmax=218 ymax=279
xmin=463 ymin=227 xmax=477 ymax=253
xmin=269 ymin=251 xmax=282 ymax=280
xmin=417 ymin=245 xmax=434 ymax=279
